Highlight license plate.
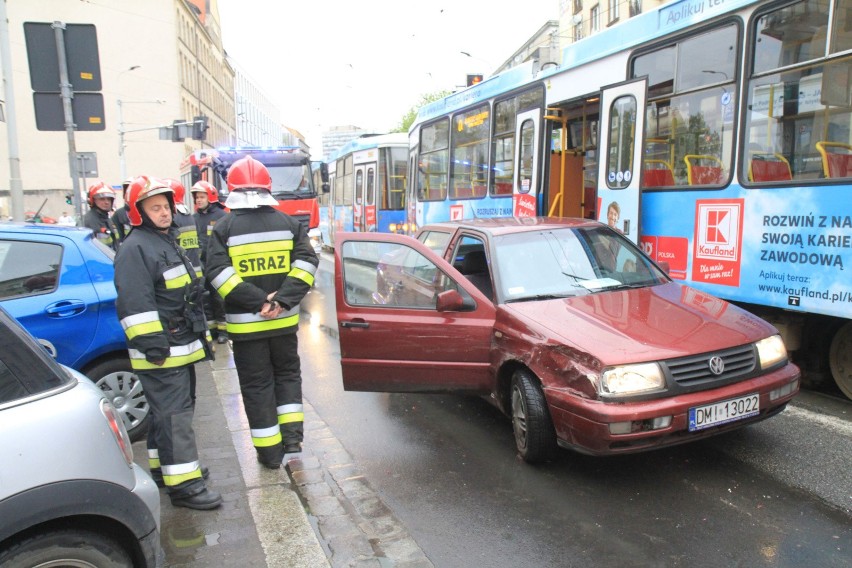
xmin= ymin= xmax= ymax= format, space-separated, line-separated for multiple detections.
xmin=688 ymin=393 xmax=760 ymax=432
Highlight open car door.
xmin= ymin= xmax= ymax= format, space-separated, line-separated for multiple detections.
xmin=334 ymin=232 xmax=495 ymax=393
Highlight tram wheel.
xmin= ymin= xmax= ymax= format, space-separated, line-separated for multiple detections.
xmin=828 ymin=321 xmax=852 ymax=400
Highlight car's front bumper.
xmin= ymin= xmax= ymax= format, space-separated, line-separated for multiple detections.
xmin=546 ymin=362 xmax=801 ymax=455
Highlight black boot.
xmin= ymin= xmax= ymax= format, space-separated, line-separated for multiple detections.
xmin=170 ymin=487 xmax=222 ymax=510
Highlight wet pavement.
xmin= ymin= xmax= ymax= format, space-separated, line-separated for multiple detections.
xmin=133 ymin=338 xmax=431 ymax=567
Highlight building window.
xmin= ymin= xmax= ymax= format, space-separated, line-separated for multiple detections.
xmin=629 ymin=0 xmax=641 ymax=17
xmin=591 ymin=4 xmax=600 ymax=32
xmin=608 ymin=0 xmax=620 ymax=23
xmin=574 ymin=22 xmax=583 ymax=42
xmin=573 ymin=0 xmax=583 ymax=14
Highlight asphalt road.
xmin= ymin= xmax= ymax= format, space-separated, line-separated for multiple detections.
xmin=299 ymin=253 xmax=852 ymax=568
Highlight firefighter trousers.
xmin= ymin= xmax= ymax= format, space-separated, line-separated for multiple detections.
xmin=139 ymin=366 xmax=205 ymax=498
xmin=232 ymin=333 xmax=303 ymax=463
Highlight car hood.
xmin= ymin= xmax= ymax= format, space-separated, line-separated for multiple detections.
xmin=501 ymin=282 xmax=777 ymax=365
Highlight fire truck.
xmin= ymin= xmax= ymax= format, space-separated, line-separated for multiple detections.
xmin=180 ymin=146 xmax=322 ymax=250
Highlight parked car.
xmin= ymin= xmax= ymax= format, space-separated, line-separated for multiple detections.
xmin=334 ymin=217 xmax=801 ymax=462
xmin=0 ymin=223 xmax=149 ymax=441
xmin=0 ymin=305 xmax=162 ymax=567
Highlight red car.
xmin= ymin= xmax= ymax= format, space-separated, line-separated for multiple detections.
xmin=334 ymin=218 xmax=800 ymax=462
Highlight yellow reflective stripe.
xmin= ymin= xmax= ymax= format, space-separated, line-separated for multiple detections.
xmin=212 ymin=266 xmax=242 ymax=298
xmin=278 ymin=403 xmax=303 ymax=424
xmin=251 ymin=425 xmax=282 ymax=447
xmin=121 ymin=311 xmax=164 ymax=340
xmin=163 ymin=265 xmax=191 ymax=290
xmin=226 ymin=314 xmax=299 ymax=335
xmin=177 ymin=227 xmax=199 ymax=250
xmin=288 ymin=267 xmax=315 ymax=287
xmin=147 ymin=448 xmax=161 ymax=469
xmin=128 ymin=340 xmax=207 ymax=370
xmin=228 ymin=239 xmax=293 ymax=258
xmin=162 ymin=460 xmax=202 ymax=487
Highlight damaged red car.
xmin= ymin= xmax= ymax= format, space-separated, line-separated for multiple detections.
xmin=334 ymin=218 xmax=800 ymax=462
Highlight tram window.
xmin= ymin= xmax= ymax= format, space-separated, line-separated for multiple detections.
xmin=518 ymin=120 xmax=535 ymax=194
xmin=744 ymin=0 xmax=852 ymax=184
xmin=418 ymin=120 xmax=449 ymax=202
xmin=605 ymin=96 xmax=636 ymax=190
xmin=831 ymin=0 xmax=852 ymax=53
xmin=450 ymin=104 xmax=490 ymax=200
xmin=492 ymin=98 xmax=517 ymax=196
xmin=633 ymin=24 xmax=737 ymax=188
xmin=384 ymin=147 xmax=406 ymax=210
xmin=753 ymin=0 xmax=829 ymax=74
xmin=355 ymin=170 xmax=364 ymax=206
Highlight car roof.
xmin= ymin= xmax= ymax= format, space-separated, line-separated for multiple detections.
xmin=0 ymin=222 xmax=92 ymax=238
xmin=419 ymin=216 xmax=603 ymax=237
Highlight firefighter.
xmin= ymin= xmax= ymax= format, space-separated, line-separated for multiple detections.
xmin=205 ymin=156 xmax=318 ymax=469
xmin=164 ymin=178 xmax=202 ymax=407
xmin=111 ymin=177 xmax=134 ymax=244
xmin=191 ymin=180 xmax=228 ymax=343
xmin=114 ymin=176 xmax=221 ymax=510
xmin=82 ymin=181 xmax=118 ymax=250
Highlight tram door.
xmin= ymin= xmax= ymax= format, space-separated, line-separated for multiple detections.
xmin=596 ymin=78 xmax=647 ymax=244
xmin=512 ymin=109 xmax=541 ymax=217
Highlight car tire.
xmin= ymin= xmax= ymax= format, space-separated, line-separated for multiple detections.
xmin=0 ymin=528 xmax=133 ymax=567
xmin=511 ymin=368 xmax=557 ymax=463
xmin=84 ymin=358 xmax=150 ymax=442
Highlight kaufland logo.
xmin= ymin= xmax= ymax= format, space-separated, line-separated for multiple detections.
xmin=696 ymin=204 xmax=740 ymax=260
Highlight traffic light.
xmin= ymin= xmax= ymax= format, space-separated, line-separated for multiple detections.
xmin=192 ymin=115 xmax=209 ymax=141
xmin=65 ymin=193 xmax=73 ymax=205
xmin=466 ymin=74 xmax=483 ymax=87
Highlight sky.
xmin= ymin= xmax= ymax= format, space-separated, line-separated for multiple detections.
xmin=217 ymin=0 xmax=559 ymax=155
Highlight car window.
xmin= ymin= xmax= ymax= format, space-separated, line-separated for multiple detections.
xmin=0 ymin=308 xmax=69 ymax=404
xmin=341 ymin=240 xmax=458 ymax=308
xmin=417 ymin=230 xmax=451 ymax=254
xmin=494 ymin=227 xmax=668 ymax=302
xmin=0 ymin=240 xmax=62 ymax=300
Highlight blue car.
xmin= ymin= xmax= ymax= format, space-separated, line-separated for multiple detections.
xmin=0 ymin=223 xmax=149 ymax=441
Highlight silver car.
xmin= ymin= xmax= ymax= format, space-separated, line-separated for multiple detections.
xmin=0 ymin=306 xmax=163 ymax=567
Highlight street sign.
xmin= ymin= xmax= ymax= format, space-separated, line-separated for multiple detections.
xmin=24 ymin=22 xmax=102 ymax=92
xmin=33 ymin=92 xmax=105 ymax=131
xmin=75 ymin=152 xmax=98 ymax=177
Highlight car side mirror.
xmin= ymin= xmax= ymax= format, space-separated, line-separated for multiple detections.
xmin=436 ymin=289 xmax=465 ymax=312
xmin=658 ymin=261 xmax=671 ymax=275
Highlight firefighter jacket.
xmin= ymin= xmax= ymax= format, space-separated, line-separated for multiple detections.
xmin=173 ymin=205 xmax=202 ymax=277
xmin=194 ymin=202 xmax=226 ymax=266
xmin=112 ymin=205 xmax=131 ymax=243
xmin=205 ymin=207 xmax=318 ymax=342
xmin=83 ymin=207 xmax=117 ymax=250
xmin=114 ymin=225 xmax=212 ymax=370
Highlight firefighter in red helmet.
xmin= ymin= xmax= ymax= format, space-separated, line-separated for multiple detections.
xmin=205 ymin=156 xmax=318 ymax=468
xmin=83 ymin=181 xmax=118 ymax=250
xmin=191 ymin=180 xmax=228 ymax=343
xmin=113 ymin=175 xmax=221 ymax=510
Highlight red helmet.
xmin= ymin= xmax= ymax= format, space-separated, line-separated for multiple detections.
xmin=87 ymin=181 xmax=115 ymax=207
xmin=190 ymin=180 xmax=218 ymax=202
xmin=163 ymin=178 xmax=186 ymax=204
xmin=227 ymin=156 xmax=272 ymax=192
xmin=126 ymin=176 xmax=174 ymax=226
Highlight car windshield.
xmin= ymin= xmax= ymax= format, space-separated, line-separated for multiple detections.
xmin=269 ymin=163 xmax=313 ymax=199
xmin=493 ymin=227 xmax=668 ymax=302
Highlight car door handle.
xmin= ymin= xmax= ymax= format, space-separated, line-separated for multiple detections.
xmin=340 ymin=319 xmax=370 ymax=329
xmin=45 ymin=300 xmax=87 ymax=317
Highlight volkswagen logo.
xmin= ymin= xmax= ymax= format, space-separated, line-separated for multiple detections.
xmin=708 ymin=356 xmax=725 ymax=375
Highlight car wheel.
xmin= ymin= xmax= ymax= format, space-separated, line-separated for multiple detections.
xmin=0 ymin=528 xmax=132 ymax=567
xmin=85 ymin=358 xmax=150 ymax=442
xmin=511 ymin=368 xmax=557 ymax=463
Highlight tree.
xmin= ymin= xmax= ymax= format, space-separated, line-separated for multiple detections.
xmin=392 ymin=90 xmax=452 ymax=134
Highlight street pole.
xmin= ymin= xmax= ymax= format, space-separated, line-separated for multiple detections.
xmin=118 ymin=99 xmax=126 ymax=180
xmin=0 ymin=0 xmax=25 ymax=221
xmin=52 ymin=21 xmax=84 ymax=224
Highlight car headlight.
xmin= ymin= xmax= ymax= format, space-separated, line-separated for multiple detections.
xmin=600 ymin=362 xmax=665 ymax=395
xmin=756 ymin=334 xmax=787 ymax=369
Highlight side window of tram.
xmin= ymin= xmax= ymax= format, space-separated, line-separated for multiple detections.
xmin=606 ymin=96 xmax=637 ymax=189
